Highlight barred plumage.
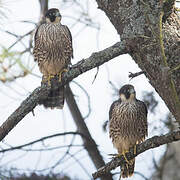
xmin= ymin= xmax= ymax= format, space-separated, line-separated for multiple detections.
xmin=109 ymin=84 xmax=148 ymax=178
xmin=33 ymin=8 xmax=73 ymax=109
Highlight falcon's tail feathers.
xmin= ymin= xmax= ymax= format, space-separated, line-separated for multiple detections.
xmin=39 ymin=77 xmax=65 ymax=109
xmin=120 ymin=158 xmax=135 ymax=179
xmin=43 ymin=85 xmax=64 ymax=109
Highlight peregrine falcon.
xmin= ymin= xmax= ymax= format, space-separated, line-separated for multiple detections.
xmin=109 ymin=84 xmax=148 ymax=178
xmin=33 ymin=8 xmax=73 ymax=108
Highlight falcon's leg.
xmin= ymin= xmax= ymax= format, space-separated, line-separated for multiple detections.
xmin=134 ymin=144 xmax=137 ymax=155
xmin=42 ymin=74 xmax=55 ymax=86
xmin=109 ymin=151 xmax=132 ymax=165
xmin=47 ymin=74 xmax=55 ymax=86
xmin=109 ymin=152 xmax=134 ymax=165
xmin=58 ymin=68 xmax=68 ymax=82
xmin=122 ymin=151 xmax=132 ymax=165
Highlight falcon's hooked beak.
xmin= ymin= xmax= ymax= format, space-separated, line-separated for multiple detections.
xmin=120 ymin=87 xmax=136 ymax=101
xmin=129 ymin=88 xmax=135 ymax=94
xmin=56 ymin=11 xmax=61 ymax=17
xmin=53 ymin=11 xmax=61 ymax=23
xmin=128 ymin=87 xmax=136 ymax=101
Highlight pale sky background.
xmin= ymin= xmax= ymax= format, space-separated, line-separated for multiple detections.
xmin=0 ymin=0 xmax=175 ymax=179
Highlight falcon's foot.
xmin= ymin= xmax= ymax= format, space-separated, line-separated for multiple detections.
xmin=121 ymin=150 xmax=133 ymax=165
xmin=42 ymin=74 xmax=55 ymax=86
xmin=109 ymin=150 xmax=134 ymax=165
xmin=134 ymin=144 xmax=137 ymax=155
xmin=109 ymin=152 xmax=132 ymax=165
xmin=48 ymin=74 xmax=55 ymax=86
xmin=58 ymin=68 xmax=68 ymax=82
xmin=108 ymin=153 xmax=118 ymax=157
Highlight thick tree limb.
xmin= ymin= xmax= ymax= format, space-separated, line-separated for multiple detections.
xmin=0 ymin=41 xmax=127 ymax=142
xmin=92 ymin=130 xmax=180 ymax=179
xmin=39 ymin=0 xmax=48 ymax=22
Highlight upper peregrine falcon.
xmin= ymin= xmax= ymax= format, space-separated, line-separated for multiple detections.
xmin=33 ymin=8 xmax=73 ymax=108
xmin=109 ymin=84 xmax=148 ymax=178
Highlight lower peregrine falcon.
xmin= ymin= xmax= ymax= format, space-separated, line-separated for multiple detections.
xmin=33 ymin=8 xmax=73 ymax=109
xmin=109 ymin=84 xmax=148 ymax=178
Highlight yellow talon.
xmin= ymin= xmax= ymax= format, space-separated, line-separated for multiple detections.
xmin=134 ymin=145 xmax=137 ymax=155
xmin=109 ymin=150 xmax=135 ymax=165
xmin=47 ymin=74 xmax=55 ymax=86
xmin=58 ymin=68 xmax=68 ymax=82
xmin=118 ymin=150 xmax=134 ymax=166
xmin=122 ymin=151 xmax=130 ymax=165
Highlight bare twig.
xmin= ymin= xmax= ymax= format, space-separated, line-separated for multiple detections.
xmin=92 ymin=130 xmax=180 ymax=179
xmin=66 ymin=151 xmax=92 ymax=178
xmin=92 ymin=66 xmax=99 ymax=84
xmin=72 ymin=81 xmax=91 ymax=119
xmin=0 ymin=132 xmax=84 ymax=153
xmin=134 ymin=171 xmax=149 ymax=180
xmin=50 ymin=135 xmax=76 ymax=170
xmin=128 ymin=71 xmax=145 ymax=79
xmin=8 ymin=30 xmax=34 ymax=50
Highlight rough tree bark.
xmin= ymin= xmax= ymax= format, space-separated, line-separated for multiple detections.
xmin=151 ymin=142 xmax=180 ymax=180
xmin=96 ymin=0 xmax=180 ymax=122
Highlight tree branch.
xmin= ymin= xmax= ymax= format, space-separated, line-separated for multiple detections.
xmin=92 ymin=130 xmax=180 ymax=179
xmin=0 ymin=41 xmax=127 ymax=142
xmin=39 ymin=0 xmax=48 ymax=22
xmin=0 ymin=131 xmax=85 ymax=153
xmin=128 ymin=71 xmax=145 ymax=79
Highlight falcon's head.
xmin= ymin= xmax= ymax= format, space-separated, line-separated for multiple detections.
xmin=119 ymin=84 xmax=136 ymax=102
xmin=45 ymin=8 xmax=61 ymax=23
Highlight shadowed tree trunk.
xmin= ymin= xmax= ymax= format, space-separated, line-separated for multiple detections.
xmin=151 ymin=142 xmax=180 ymax=180
xmin=65 ymin=85 xmax=113 ymax=180
xmin=39 ymin=0 xmax=48 ymax=22
xmin=151 ymin=115 xmax=180 ymax=180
